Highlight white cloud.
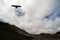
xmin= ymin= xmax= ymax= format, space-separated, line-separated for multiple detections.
xmin=0 ymin=0 xmax=60 ymax=34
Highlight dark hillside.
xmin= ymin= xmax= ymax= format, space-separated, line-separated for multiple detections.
xmin=0 ymin=22 xmax=32 ymax=40
xmin=0 ymin=22 xmax=60 ymax=40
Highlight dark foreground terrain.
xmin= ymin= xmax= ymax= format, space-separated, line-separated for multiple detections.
xmin=0 ymin=22 xmax=60 ymax=40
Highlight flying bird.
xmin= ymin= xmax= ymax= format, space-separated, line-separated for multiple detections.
xmin=12 ymin=5 xmax=21 ymax=8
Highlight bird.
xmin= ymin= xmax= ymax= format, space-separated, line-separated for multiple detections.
xmin=11 ymin=5 xmax=21 ymax=8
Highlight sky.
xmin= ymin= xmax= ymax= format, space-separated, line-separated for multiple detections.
xmin=0 ymin=0 xmax=60 ymax=34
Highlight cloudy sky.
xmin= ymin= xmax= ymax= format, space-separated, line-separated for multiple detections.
xmin=0 ymin=0 xmax=60 ymax=34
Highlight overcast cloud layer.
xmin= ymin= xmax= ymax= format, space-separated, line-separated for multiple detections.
xmin=0 ymin=0 xmax=60 ymax=34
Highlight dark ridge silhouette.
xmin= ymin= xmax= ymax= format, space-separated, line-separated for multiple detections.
xmin=0 ymin=21 xmax=32 ymax=40
xmin=0 ymin=21 xmax=60 ymax=40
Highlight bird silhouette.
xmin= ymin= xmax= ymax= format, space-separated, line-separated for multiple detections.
xmin=12 ymin=5 xmax=21 ymax=8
